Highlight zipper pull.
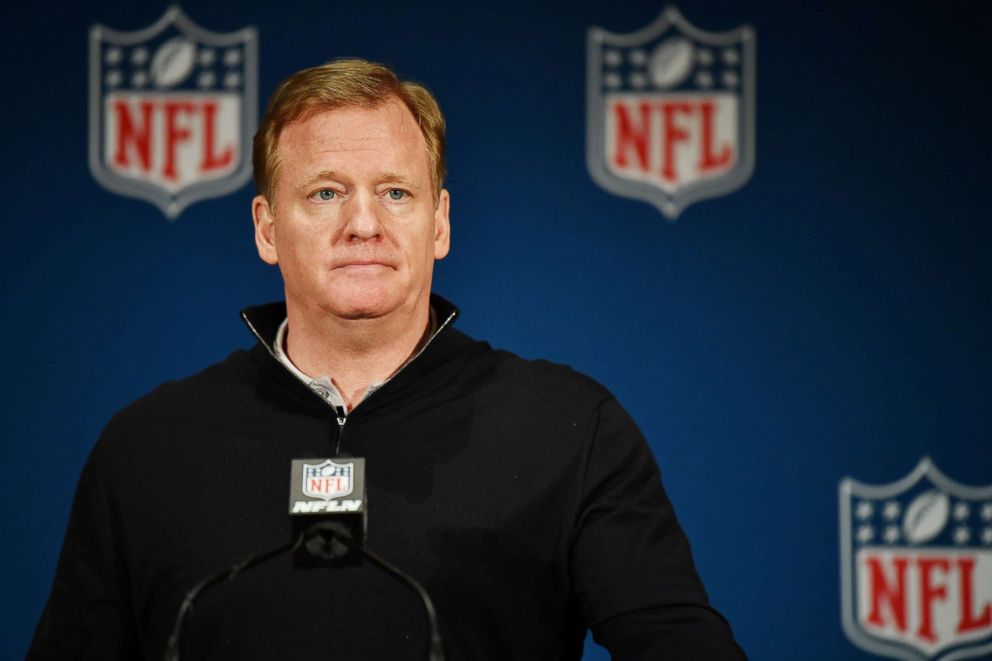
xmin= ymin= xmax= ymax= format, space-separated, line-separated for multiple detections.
xmin=333 ymin=406 xmax=347 ymax=455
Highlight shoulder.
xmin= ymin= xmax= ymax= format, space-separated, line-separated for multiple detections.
xmin=475 ymin=341 xmax=613 ymax=405
xmin=504 ymin=352 xmax=607 ymax=397
xmin=440 ymin=325 xmax=617 ymax=410
xmin=93 ymin=349 xmax=259 ymax=457
xmin=452 ymin=336 xmax=622 ymax=436
xmin=118 ymin=348 xmax=256 ymax=415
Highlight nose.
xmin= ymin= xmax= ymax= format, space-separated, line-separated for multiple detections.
xmin=341 ymin=189 xmax=383 ymax=242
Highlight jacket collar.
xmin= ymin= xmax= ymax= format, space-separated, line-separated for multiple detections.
xmin=239 ymin=294 xmax=463 ymax=417
xmin=241 ymin=294 xmax=459 ymax=353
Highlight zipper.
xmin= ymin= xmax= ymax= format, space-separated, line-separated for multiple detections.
xmin=334 ymin=406 xmax=347 ymax=455
xmin=243 ymin=307 xmax=458 ymax=455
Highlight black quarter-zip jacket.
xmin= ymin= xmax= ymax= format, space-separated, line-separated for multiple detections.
xmin=29 ymin=295 xmax=745 ymax=660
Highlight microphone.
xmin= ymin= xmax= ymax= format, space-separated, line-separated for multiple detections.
xmin=164 ymin=456 xmax=445 ymax=661
xmin=289 ymin=457 xmax=367 ymax=564
xmin=290 ymin=457 xmax=444 ymax=659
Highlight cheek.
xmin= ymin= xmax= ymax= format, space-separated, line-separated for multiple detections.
xmin=278 ymin=214 xmax=320 ymax=250
xmin=408 ymin=232 xmax=438 ymax=268
xmin=277 ymin=225 xmax=324 ymax=275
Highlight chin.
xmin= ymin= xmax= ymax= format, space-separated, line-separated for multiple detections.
xmin=333 ymin=306 xmax=391 ymax=321
xmin=323 ymin=286 xmax=398 ymax=320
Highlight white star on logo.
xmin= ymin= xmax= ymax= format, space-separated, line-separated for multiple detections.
xmin=953 ymin=526 xmax=971 ymax=545
xmin=953 ymin=502 xmax=971 ymax=521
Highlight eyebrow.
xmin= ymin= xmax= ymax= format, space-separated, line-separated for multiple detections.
xmin=379 ymin=171 xmax=421 ymax=189
xmin=298 ymin=170 xmax=343 ymax=190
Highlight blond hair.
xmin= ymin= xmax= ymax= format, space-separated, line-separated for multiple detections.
xmin=252 ymin=58 xmax=446 ymax=203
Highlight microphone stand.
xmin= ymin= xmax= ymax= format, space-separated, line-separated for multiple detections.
xmin=309 ymin=522 xmax=446 ymax=661
xmin=163 ymin=532 xmax=306 ymax=661
xmin=164 ymin=524 xmax=445 ymax=661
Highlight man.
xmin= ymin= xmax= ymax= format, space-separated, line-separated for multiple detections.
xmin=30 ymin=59 xmax=745 ymax=659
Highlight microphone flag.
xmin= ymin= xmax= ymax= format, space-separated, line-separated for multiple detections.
xmin=289 ymin=457 xmax=367 ymax=564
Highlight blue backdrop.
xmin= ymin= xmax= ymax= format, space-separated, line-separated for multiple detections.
xmin=2 ymin=1 xmax=989 ymax=659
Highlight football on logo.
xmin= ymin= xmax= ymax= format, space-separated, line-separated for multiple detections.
xmin=587 ymin=7 xmax=755 ymax=219
xmin=89 ymin=7 xmax=258 ymax=218
xmin=839 ymin=458 xmax=992 ymax=660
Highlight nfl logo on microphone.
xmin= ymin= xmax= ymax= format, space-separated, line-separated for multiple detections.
xmin=302 ymin=459 xmax=354 ymax=501
xmin=89 ymin=7 xmax=257 ymax=218
xmin=587 ymin=7 xmax=755 ymax=219
xmin=839 ymin=458 xmax=992 ymax=660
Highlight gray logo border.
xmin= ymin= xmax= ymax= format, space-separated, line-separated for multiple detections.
xmin=300 ymin=458 xmax=355 ymax=501
xmin=88 ymin=5 xmax=258 ymax=219
xmin=586 ymin=6 xmax=756 ymax=220
xmin=839 ymin=457 xmax=992 ymax=661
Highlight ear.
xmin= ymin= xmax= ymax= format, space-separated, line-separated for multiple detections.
xmin=433 ymin=189 xmax=451 ymax=260
xmin=252 ymin=195 xmax=279 ymax=265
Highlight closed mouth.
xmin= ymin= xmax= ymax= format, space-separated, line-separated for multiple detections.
xmin=334 ymin=261 xmax=394 ymax=270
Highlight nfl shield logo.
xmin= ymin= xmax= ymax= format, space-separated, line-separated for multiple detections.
xmin=302 ymin=459 xmax=354 ymax=501
xmin=840 ymin=458 xmax=992 ymax=660
xmin=88 ymin=7 xmax=258 ymax=218
xmin=587 ymin=7 xmax=755 ymax=219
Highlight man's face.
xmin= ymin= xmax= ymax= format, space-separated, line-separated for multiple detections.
xmin=252 ymin=98 xmax=450 ymax=323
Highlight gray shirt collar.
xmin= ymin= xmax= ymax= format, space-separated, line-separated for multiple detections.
xmin=271 ymin=307 xmax=437 ymax=412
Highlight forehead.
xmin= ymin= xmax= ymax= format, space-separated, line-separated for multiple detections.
xmin=275 ymin=99 xmax=430 ymax=184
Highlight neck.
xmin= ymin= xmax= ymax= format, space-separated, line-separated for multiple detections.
xmin=283 ymin=297 xmax=431 ymax=410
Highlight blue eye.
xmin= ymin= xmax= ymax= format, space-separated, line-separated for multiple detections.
xmin=314 ymin=189 xmax=335 ymax=201
xmin=387 ymin=189 xmax=407 ymax=200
